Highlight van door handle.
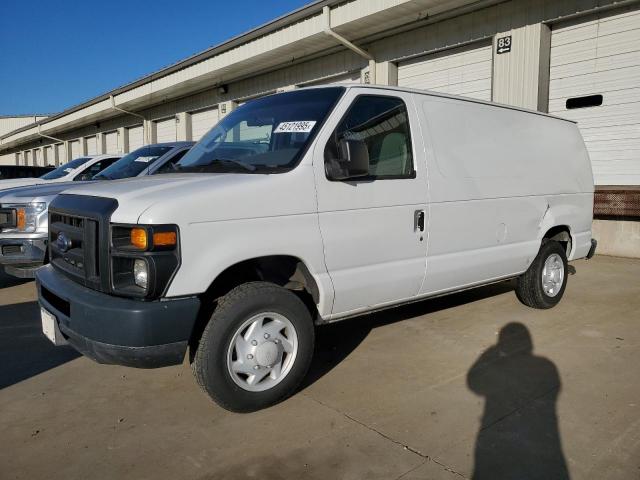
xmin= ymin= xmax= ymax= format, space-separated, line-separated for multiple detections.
xmin=415 ymin=210 xmax=425 ymax=232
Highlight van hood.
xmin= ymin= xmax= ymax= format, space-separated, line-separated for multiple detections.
xmin=58 ymin=170 xmax=316 ymax=225
xmin=0 ymin=178 xmax=46 ymax=192
xmin=0 ymin=181 xmax=92 ymax=204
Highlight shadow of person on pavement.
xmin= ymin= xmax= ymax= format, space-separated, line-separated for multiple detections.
xmin=467 ymin=322 xmax=569 ymax=480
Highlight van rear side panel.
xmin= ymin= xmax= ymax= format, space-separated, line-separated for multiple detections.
xmin=417 ymin=94 xmax=594 ymax=295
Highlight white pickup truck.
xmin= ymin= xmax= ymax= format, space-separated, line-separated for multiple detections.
xmin=36 ymin=85 xmax=596 ymax=412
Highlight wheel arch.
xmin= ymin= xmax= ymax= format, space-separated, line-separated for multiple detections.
xmin=189 ymin=255 xmax=323 ymax=358
xmin=542 ymin=224 xmax=573 ymax=257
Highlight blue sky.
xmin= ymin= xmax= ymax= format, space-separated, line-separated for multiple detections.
xmin=0 ymin=0 xmax=311 ymax=115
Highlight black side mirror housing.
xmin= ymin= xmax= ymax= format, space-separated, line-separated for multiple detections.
xmin=325 ymin=138 xmax=369 ymax=181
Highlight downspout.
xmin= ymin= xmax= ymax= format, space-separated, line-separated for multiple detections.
xmin=38 ymin=123 xmax=71 ymax=167
xmin=322 ymin=6 xmax=376 ymax=84
xmin=110 ymin=95 xmax=149 ymax=143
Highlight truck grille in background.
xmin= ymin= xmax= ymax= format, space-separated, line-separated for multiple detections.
xmin=50 ymin=212 xmax=101 ymax=289
xmin=2 ymin=245 xmax=23 ymax=256
xmin=0 ymin=208 xmax=16 ymax=231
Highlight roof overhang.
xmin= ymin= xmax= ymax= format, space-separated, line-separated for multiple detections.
xmin=1 ymin=0 xmax=488 ymax=151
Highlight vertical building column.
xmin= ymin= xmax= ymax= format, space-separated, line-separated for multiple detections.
xmin=219 ymin=101 xmax=238 ymax=119
xmin=80 ymin=137 xmax=88 ymax=155
xmin=176 ymin=112 xmax=190 ymax=141
xmin=144 ymin=119 xmax=154 ymax=145
xmin=15 ymin=152 xmax=20 ymax=166
xmin=373 ymin=61 xmax=398 ymax=86
xmin=492 ymin=22 xmax=551 ymax=111
xmin=97 ymin=132 xmax=106 ymax=154
xmin=65 ymin=140 xmax=73 ymax=162
xmin=118 ymin=127 xmax=127 ymax=153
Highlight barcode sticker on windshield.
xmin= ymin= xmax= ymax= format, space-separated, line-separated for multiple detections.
xmin=274 ymin=121 xmax=316 ymax=133
xmin=134 ymin=156 xmax=156 ymax=163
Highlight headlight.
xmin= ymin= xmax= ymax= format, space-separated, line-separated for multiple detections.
xmin=110 ymin=224 xmax=180 ymax=299
xmin=133 ymin=259 xmax=149 ymax=289
xmin=2 ymin=202 xmax=46 ymax=233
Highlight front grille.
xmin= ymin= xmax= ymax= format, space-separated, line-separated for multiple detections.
xmin=50 ymin=213 xmax=100 ymax=288
xmin=1 ymin=245 xmax=23 ymax=256
xmin=48 ymin=194 xmax=118 ymax=293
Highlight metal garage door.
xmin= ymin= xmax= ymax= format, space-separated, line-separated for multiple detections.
xmin=307 ymin=71 xmax=361 ymax=86
xmin=55 ymin=143 xmax=66 ymax=165
xmin=549 ymin=6 xmax=640 ymax=185
xmin=44 ymin=146 xmax=53 ymax=166
xmin=398 ymin=41 xmax=493 ymax=101
xmin=70 ymin=140 xmax=81 ymax=159
xmin=155 ymin=118 xmax=177 ymax=143
xmin=104 ymin=131 xmax=119 ymax=153
xmin=191 ymin=107 xmax=219 ymax=141
xmin=128 ymin=125 xmax=144 ymax=152
xmin=86 ymin=136 xmax=97 ymax=155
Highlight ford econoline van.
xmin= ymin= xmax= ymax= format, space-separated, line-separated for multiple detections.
xmin=36 ymin=85 xmax=596 ymax=412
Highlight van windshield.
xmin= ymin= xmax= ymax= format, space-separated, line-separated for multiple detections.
xmin=176 ymin=87 xmax=345 ymax=174
xmin=40 ymin=157 xmax=91 ymax=180
xmin=94 ymin=146 xmax=172 ymax=180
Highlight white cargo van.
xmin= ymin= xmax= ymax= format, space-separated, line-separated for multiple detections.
xmin=36 ymin=85 xmax=596 ymax=412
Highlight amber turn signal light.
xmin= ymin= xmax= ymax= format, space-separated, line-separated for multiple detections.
xmin=153 ymin=231 xmax=177 ymax=247
xmin=16 ymin=208 xmax=26 ymax=231
xmin=130 ymin=228 xmax=148 ymax=249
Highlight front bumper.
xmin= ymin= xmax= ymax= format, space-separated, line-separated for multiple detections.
xmin=36 ymin=264 xmax=201 ymax=368
xmin=0 ymin=236 xmax=47 ymax=278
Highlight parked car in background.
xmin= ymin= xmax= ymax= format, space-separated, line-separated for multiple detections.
xmin=0 ymin=143 xmax=193 ymax=278
xmin=36 ymin=86 xmax=596 ymax=412
xmin=0 ymin=165 xmax=54 ymax=180
xmin=0 ymin=154 xmax=121 ymax=191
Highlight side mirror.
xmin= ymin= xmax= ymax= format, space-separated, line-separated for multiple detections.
xmin=325 ymin=138 xmax=369 ymax=181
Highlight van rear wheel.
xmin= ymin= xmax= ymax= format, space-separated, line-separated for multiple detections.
xmin=192 ymin=282 xmax=314 ymax=412
xmin=516 ymin=240 xmax=568 ymax=309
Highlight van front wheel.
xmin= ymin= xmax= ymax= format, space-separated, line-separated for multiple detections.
xmin=192 ymin=282 xmax=315 ymax=412
xmin=516 ymin=240 xmax=568 ymax=309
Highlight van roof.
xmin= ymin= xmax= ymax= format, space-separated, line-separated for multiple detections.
xmin=304 ymin=84 xmax=577 ymax=125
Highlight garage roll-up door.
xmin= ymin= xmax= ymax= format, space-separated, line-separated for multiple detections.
xmin=398 ymin=41 xmax=493 ymax=101
xmin=128 ymin=125 xmax=144 ymax=152
xmin=191 ymin=107 xmax=219 ymax=141
xmin=70 ymin=140 xmax=81 ymax=159
xmin=549 ymin=6 xmax=640 ymax=185
xmin=104 ymin=131 xmax=119 ymax=153
xmin=155 ymin=118 xmax=177 ymax=143
xmin=86 ymin=136 xmax=97 ymax=155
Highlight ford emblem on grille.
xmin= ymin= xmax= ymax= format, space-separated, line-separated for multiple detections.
xmin=56 ymin=232 xmax=72 ymax=253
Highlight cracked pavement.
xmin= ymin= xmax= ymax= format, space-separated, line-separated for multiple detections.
xmin=1 ymin=256 xmax=639 ymax=479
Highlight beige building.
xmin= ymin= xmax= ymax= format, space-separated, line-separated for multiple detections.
xmin=0 ymin=0 xmax=638 ymax=255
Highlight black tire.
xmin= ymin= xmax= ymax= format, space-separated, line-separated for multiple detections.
xmin=192 ymin=282 xmax=315 ymax=413
xmin=516 ymin=240 xmax=568 ymax=309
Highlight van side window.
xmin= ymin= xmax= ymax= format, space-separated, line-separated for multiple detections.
xmin=326 ymin=95 xmax=414 ymax=179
